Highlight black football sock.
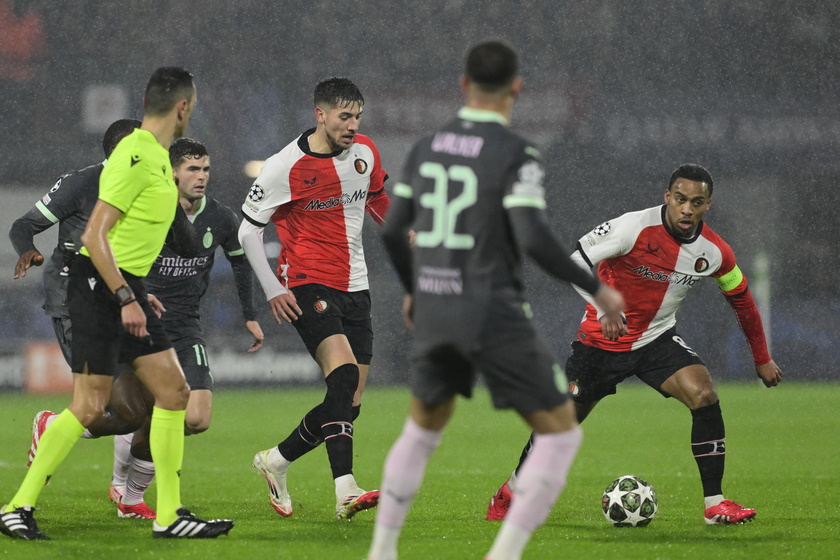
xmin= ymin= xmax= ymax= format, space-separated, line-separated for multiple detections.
xmin=321 ymin=363 xmax=359 ymax=479
xmin=691 ymin=401 xmax=726 ymax=497
xmin=513 ymin=434 xmax=535 ymax=478
xmin=277 ymin=404 xmax=324 ymax=462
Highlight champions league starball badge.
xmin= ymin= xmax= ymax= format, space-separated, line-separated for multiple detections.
xmin=593 ymin=222 xmax=612 ymax=236
xmin=248 ymin=184 xmax=265 ymax=202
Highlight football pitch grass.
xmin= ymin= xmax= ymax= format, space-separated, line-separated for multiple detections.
xmin=0 ymin=382 xmax=837 ymax=559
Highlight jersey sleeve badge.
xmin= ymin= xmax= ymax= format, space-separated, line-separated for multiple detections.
xmin=593 ymin=221 xmax=611 ymax=236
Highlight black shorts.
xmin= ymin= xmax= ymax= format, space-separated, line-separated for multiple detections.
xmin=51 ymin=316 xmax=72 ymax=366
xmin=164 ymin=318 xmax=212 ymax=391
xmin=173 ymin=339 xmax=213 ymax=392
xmin=565 ymin=327 xmax=705 ymax=403
xmin=68 ymin=255 xmax=172 ymax=376
xmin=290 ymin=283 xmax=373 ymax=365
xmin=412 ymin=295 xmax=569 ymax=415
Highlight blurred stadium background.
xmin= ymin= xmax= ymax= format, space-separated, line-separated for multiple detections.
xmin=0 ymin=1 xmax=836 ymax=390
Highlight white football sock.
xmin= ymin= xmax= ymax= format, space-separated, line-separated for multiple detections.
xmin=110 ymin=433 xmax=133 ymax=486
xmin=122 ymin=456 xmax=155 ymax=505
xmin=705 ymin=494 xmax=724 ymax=509
xmin=368 ymin=418 xmax=442 ymax=560
xmin=486 ymin=428 xmax=582 ymax=560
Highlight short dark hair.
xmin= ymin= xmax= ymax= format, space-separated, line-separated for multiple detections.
xmin=102 ymin=118 xmax=141 ymax=157
xmin=169 ymin=137 xmax=208 ymax=168
xmin=465 ymin=40 xmax=519 ymax=93
xmin=668 ymin=163 xmax=714 ymax=197
xmin=314 ymin=77 xmax=364 ymax=108
xmin=144 ymin=66 xmax=195 ymax=117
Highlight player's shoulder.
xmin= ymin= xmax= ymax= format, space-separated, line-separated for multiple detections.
xmin=697 ymin=221 xmax=734 ymax=253
xmin=580 ymin=205 xmax=660 ymax=248
xmin=60 ymin=161 xmax=103 ymax=184
xmin=205 ymin=195 xmax=238 ymax=220
xmin=352 ymin=133 xmax=377 ymax=149
xmin=105 ymin=130 xmax=165 ymax=175
xmin=261 ymin=136 xmax=307 ymax=174
xmin=49 ymin=161 xmax=103 ymax=195
xmin=603 ymin=205 xmax=661 ymax=230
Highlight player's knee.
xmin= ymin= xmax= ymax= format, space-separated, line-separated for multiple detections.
xmin=185 ymin=420 xmax=209 ymax=435
xmin=153 ymin=382 xmax=190 ymax=411
xmin=72 ymin=406 xmax=108 ymax=428
xmin=324 ymin=363 xmax=360 ymax=409
xmin=185 ymin=413 xmax=211 ymax=435
xmin=689 ymin=385 xmax=718 ymax=409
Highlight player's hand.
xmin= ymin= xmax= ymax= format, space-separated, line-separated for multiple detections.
xmin=147 ymin=293 xmax=166 ymax=318
xmin=13 ymin=249 xmax=44 ymax=279
xmin=593 ymin=285 xmax=626 ymax=341
xmin=755 ymin=359 xmax=782 ymax=387
xmin=593 ymin=284 xmax=624 ymax=316
xmin=268 ymin=292 xmax=302 ymax=324
xmin=245 ymin=320 xmax=264 ymax=352
xmin=408 ymin=230 xmax=416 ymax=248
xmin=402 ymin=294 xmax=415 ymax=328
xmin=599 ymin=312 xmax=628 ymax=341
xmin=121 ymin=300 xmax=149 ymax=339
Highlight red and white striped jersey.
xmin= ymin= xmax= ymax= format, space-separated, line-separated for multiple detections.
xmin=242 ymin=130 xmax=388 ymax=292
xmin=576 ymin=205 xmax=748 ymax=351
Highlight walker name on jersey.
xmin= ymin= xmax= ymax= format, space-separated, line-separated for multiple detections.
xmin=431 ymin=132 xmax=484 ymax=158
xmin=417 ymin=265 xmax=463 ymax=295
xmin=303 ymin=187 xmax=367 ymax=212
xmin=156 ymin=255 xmax=210 ymax=277
xmin=632 ymin=265 xmax=700 ymax=287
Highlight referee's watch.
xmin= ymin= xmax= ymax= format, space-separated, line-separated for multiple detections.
xmin=114 ymin=285 xmax=136 ymax=307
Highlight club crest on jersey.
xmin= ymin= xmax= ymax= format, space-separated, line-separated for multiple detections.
xmin=593 ymin=221 xmax=611 ymax=236
xmin=569 ymin=380 xmax=581 ymax=397
xmin=694 ymin=257 xmax=710 ymax=273
xmin=203 ymin=228 xmax=213 ymax=249
xmin=517 ymin=160 xmax=545 ymax=185
xmin=354 ymin=158 xmax=368 ymax=175
xmin=248 ymin=184 xmax=265 ymax=202
xmin=314 ymin=299 xmax=329 ymax=313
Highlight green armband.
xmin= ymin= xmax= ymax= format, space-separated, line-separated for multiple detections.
xmin=716 ymin=265 xmax=744 ymax=293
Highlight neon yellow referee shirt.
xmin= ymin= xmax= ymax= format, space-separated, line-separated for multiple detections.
xmin=81 ymin=129 xmax=177 ymax=277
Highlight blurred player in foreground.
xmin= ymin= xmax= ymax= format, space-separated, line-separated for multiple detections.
xmin=486 ymin=163 xmax=782 ymax=526
xmin=367 ymin=40 xmax=623 ymax=560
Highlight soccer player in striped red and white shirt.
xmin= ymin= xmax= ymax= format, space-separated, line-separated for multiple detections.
xmin=488 ymin=164 xmax=783 ymax=526
xmin=239 ymin=77 xmax=389 ymax=521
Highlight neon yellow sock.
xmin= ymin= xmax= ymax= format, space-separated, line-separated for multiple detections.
xmin=6 ymin=410 xmax=84 ymax=510
xmin=150 ymin=407 xmax=186 ymax=526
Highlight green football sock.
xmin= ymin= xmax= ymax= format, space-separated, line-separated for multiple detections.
xmin=149 ymin=406 xmax=186 ymax=526
xmin=6 ymin=409 xmax=84 ymax=511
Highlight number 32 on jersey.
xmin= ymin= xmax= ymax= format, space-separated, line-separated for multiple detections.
xmin=415 ymin=162 xmax=477 ymax=250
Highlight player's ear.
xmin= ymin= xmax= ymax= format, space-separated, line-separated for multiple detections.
xmin=314 ymin=105 xmax=326 ymax=124
xmin=176 ymin=98 xmax=188 ymax=121
xmin=459 ymin=76 xmax=470 ymax=96
xmin=510 ymin=77 xmax=523 ymax=99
